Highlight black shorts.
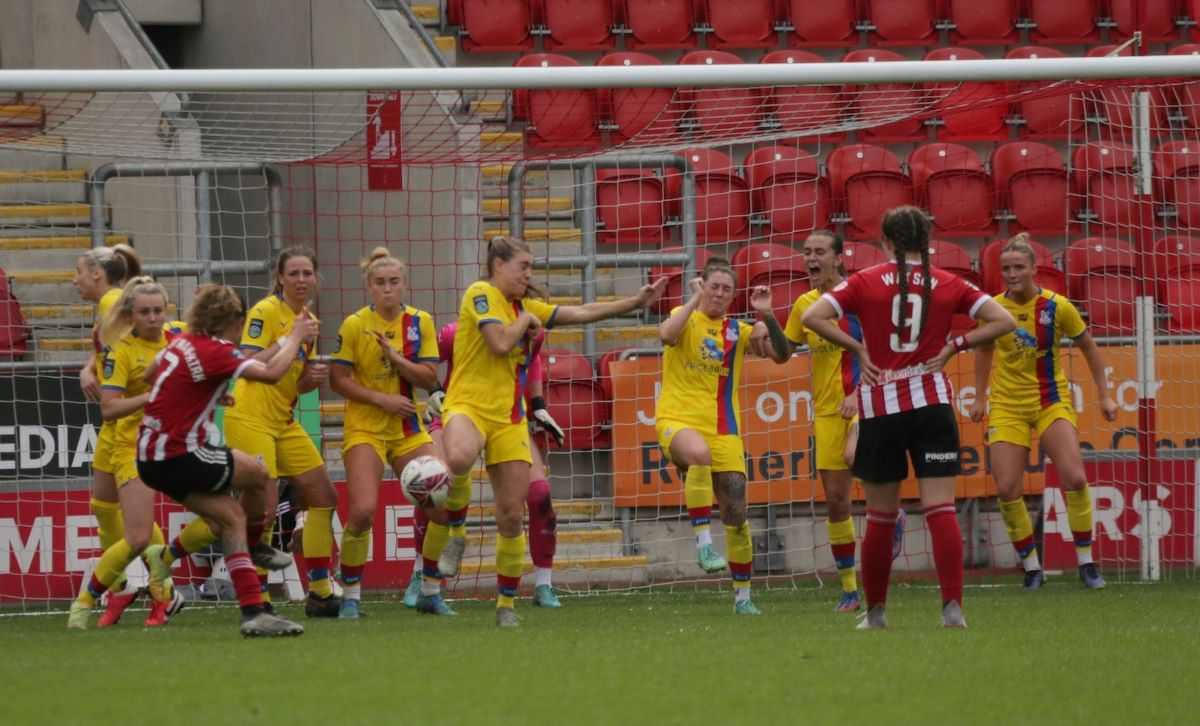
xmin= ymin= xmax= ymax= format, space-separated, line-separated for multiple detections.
xmin=852 ymin=404 xmax=961 ymax=483
xmin=137 ymin=446 xmax=236 ymax=503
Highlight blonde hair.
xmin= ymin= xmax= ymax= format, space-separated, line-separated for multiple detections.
xmin=80 ymin=243 xmax=142 ymax=288
xmin=1001 ymin=232 xmax=1038 ymax=267
xmin=361 ymin=246 xmax=406 ymax=279
xmin=485 ymin=235 xmax=547 ymax=300
xmin=186 ymin=284 xmax=246 ymax=337
xmin=100 ymin=276 xmax=168 ymax=348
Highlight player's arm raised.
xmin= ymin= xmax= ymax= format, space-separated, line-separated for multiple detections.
xmin=748 ymin=285 xmax=791 ymax=363
xmin=659 ymin=276 xmax=702 ymax=346
xmin=555 ymin=276 xmax=667 ymax=326
xmin=240 ymin=314 xmax=317 ymax=384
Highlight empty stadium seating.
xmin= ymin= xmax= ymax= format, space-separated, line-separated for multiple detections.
xmin=1006 ymin=47 xmax=1086 ymax=139
xmin=513 ymin=54 xmax=601 ymax=148
xmin=909 ymin=142 xmax=996 ymax=236
xmin=1155 ymin=141 xmax=1200 ymax=229
xmin=623 ymin=0 xmax=697 ymax=49
xmin=760 ymin=50 xmax=846 ymax=141
xmin=923 ymin=47 xmax=1009 ymax=141
xmin=947 ymin=0 xmax=1020 ymax=46
xmin=731 ymin=242 xmax=809 ymax=321
xmin=1027 ymin=0 xmax=1101 ymax=45
xmin=928 ymin=239 xmax=979 ymax=333
xmin=981 ymin=237 xmax=1066 ymax=294
xmin=866 ymin=0 xmax=938 ymax=46
xmin=458 ymin=0 xmax=534 ymax=52
xmin=595 ymin=52 xmax=680 ymax=145
xmin=676 ymin=147 xmax=752 ymax=242
xmin=842 ymin=49 xmax=926 ymax=142
xmin=544 ymin=347 xmax=611 ymax=449
xmin=841 ymin=240 xmax=886 ymax=273
xmin=678 ymin=51 xmax=764 ymax=138
xmin=1085 ymin=45 xmax=1170 ymax=139
xmin=595 ymin=168 xmax=669 ymax=245
xmin=1065 ymin=237 xmax=1141 ymax=335
xmin=1073 ymin=141 xmax=1149 ymax=228
xmin=1154 ymin=235 xmax=1200 ymax=332
xmin=0 ymin=268 xmax=30 ymax=359
xmin=744 ymin=144 xmax=829 ymax=241
xmin=827 ymin=144 xmax=913 ymax=240
xmin=705 ymin=0 xmax=777 ymax=48
xmin=1109 ymin=0 xmax=1181 ymax=43
xmin=992 ymin=141 xmax=1076 ymax=235
xmin=542 ymin=0 xmax=616 ymax=51
xmin=786 ymin=0 xmax=859 ymax=47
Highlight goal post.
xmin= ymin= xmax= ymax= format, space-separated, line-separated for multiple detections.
xmin=0 ymin=56 xmax=1197 ymax=609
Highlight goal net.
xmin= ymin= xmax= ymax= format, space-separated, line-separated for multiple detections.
xmin=0 ymin=56 xmax=1196 ymax=608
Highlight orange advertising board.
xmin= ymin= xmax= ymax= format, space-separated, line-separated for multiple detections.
xmin=611 ymin=343 xmax=1200 ymax=507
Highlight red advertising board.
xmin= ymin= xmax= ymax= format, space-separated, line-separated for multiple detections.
xmin=366 ymin=90 xmax=404 ymax=190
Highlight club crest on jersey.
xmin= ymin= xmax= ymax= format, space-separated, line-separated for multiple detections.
xmin=474 ymin=295 xmax=489 ymax=314
xmin=407 ymin=324 xmax=420 ymax=342
xmin=248 ymin=318 xmax=264 ymax=338
xmin=1039 ymin=309 xmax=1052 ymax=326
xmin=725 ymin=327 xmax=738 ymax=342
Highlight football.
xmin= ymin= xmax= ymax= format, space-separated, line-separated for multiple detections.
xmin=400 ymin=455 xmax=451 ymax=508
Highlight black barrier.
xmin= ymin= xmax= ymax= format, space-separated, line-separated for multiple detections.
xmin=0 ymin=366 xmax=103 ymax=482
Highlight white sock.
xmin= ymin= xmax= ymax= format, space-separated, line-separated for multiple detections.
xmin=734 ymin=587 xmax=751 ymax=603
xmin=342 ymin=584 xmax=361 ymax=602
xmin=420 ymin=579 xmax=440 ymax=597
xmin=535 ymin=567 xmax=553 ymax=588
xmin=1076 ymin=548 xmax=1094 ymax=566
xmin=695 ymin=528 xmax=712 ymax=549
xmin=1023 ymin=551 xmax=1042 ymax=572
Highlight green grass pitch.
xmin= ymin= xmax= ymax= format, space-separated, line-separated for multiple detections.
xmin=3 ymin=580 xmax=1196 ymax=724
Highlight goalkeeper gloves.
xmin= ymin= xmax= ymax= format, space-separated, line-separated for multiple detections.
xmin=530 ymin=396 xmax=565 ymax=447
xmin=422 ymin=388 xmax=445 ymax=425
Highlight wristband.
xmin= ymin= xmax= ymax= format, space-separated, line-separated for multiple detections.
xmin=531 ymin=396 xmax=547 ymax=411
xmin=953 ymin=335 xmax=970 ymax=353
xmin=276 ymin=335 xmax=290 ymax=348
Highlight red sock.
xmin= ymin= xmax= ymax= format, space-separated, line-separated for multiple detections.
xmin=526 ymin=479 xmax=557 ymax=569
xmin=924 ymin=503 xmax=964 ymax=606
xmin=412 ymin=506 xmax=429 ymax=556
xmin=226 ymin=552 xmax=264 ymax=615
xmin=862 ymin=509 xmax=898 ymax=609
xmin=246 ymin=515 xmax=269 ymax=547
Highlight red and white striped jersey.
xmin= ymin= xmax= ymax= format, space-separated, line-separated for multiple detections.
xmin=823 ymin=260 xmax=988 ymax=419
xmin=137 ymin=334 xmax=254 ymax=461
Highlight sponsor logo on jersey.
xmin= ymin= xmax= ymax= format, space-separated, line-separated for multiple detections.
xmin=1014 ymin=329 xmax=1038 ymax=350
xmin=248 ymin=318 xmax=264 ymax=338
xmin=700 ymin=338 xmax=723 ymax=362
xmin=474 ymin=295 xmax=489 ymax=314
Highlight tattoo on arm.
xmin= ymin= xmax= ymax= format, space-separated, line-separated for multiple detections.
xmin=762 ymin=316 xmax=791 ymax=362
xmin=713 ymin=472 xmax=747 ymax=527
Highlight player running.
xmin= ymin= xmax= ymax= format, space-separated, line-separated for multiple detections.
xmin=328 ymin=247 xmax=442 ymax=619
xmin=137 ymin=284 xmax=315 ymax=637
xmin=968 ymin=233 xmax=1118 ymax=590
xmin=657 ymin=257 xmax=775 ymax=616
xmin=802 ymin=206 xmax=1014 ymax=629
xmin=433 ymin=236 xmax=665 ymax=627
xmin=223 ymin=247 xmax=341 ymax=617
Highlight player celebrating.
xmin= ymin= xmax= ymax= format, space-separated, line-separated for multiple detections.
xmin=224 ymin=247 xmax=341 ymax=617
xmin=409 ymin=321 xmax=566 ymax=612
xmin=67 ymin=277 xmax=181 ymax=629
xmin=137 ymin=284 xmax=315 ymax=637
xmin=329 ymin=248 xmax=442 ymax=619
xmin=968 ymin=233 xmax=1118 ymax=590
xmin=73 ymin=244 xmax=145 ymax=616
xmin=802 ymin=206 xmax=1014 ymax=629
xmin=435 ymin=236 xmax=665 ymax=627
xmin=658 ymin=258 xmax=776 ymax=616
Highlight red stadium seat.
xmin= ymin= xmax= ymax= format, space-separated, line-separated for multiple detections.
xmin=981 ymin=237 xmax=1065 ymax=295
xmin=623 ymin=0 xmax=697 ymax=49
xmin=1109 ymin=0 xmax=1181 ymax=43
xmin=1028 ymin=0 xmax=1100 ymax=44
xmin=866 ymin=0 xmax=938 ymax=46
xmin=1153 ymin=235 xmax=1200 ymax=332
xmin=731 ymin=242 xmax=809 ymax=321
xmin=1084 ymin=46 xmax=1169 ymax=139
xmin=513 ymin=54 xmax=600 ymax=149
xmin=678 ymin=51 xmax=764 ymax=138
xmin=842 ymin=49 xmax=926 ymax=142
xmin=1156 ymin=141 xmax=1200 ymax=229
xmin=923 ymin=47 xmax=1009 ymax=141
xmin=542 ymin=0 xmax=616 ymax=50
xmin=0 ymin=268 xmax=30 ymax=359
xmin=597 ymin=346 xmax=635 ymax=401
xmin=677 ymin=147 xmax=752 ymax=243
xmin=1073 ymin=141 xmax=1150 ymax=228
xmin=595 ymin=168 xmax=669 ymax=246
xmin=1006 ymin=47 xmax=1085 ymax=140
xmin=1170 ymin=44 xmax=1200 ymax=132
xmin=786 ymin=0 xmax=859 ymax=47
xmin=826 ymin=144 xmax=913 ymax=241
xmin=992 ymin=141 xmax=1076 ymax=235
xmin=459 ymin=0 xmax=534 ymax=52
xmin=649 ymin=245 xmax=716 ymax=315
xmin=909 ymin=143 xmax=996 ymax=236
xmin=841 ymin=240 xmax=886 ymax=274
xmin=596 ymin=52 xmax=680 ymax=145
xmin=928 ymin=239 xmax=979 ymax=334
xmin=705 ymin=0 xmax=777 ymax=48
xmin=543 ymin=348 xmax=609 ymax=449
xmin=947 ymin=0 xmax=1019 ymax=46
xmin=744 ymin=145 xmax=829 ymax=242
xmin=545 ymin=347 xmax=595 ymax=383
xmin=1065 ymin=237 xmax=1141 ymax=336
xmin=760 ymin=50 xmax=846 ymax=142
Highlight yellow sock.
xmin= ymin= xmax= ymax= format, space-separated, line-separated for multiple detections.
xmin=79 ymin=539 xmax=136 ymax=607
xmin=304 ymin=507 xmax=335 ymax=599
xmin=1065 ymin=485 xmax=1095 ymax=564
xmin=725 ymin=523 xmax=753 ymax=590
xmin=165 ymin=517 xmax=216 ymax=566
xmin=998 ymin=496 xmax=1039 ymax=567
xmin=446 ymin=472 xmax=473 ymax=538
xmin=90 ymin=498 xmax=125 ymax=591
xmin=495 ymin=532 xmax=526 ymax=609
xmin=340 ymin=526 xmax=371 ymax=600
xmin=684 ymin=465 xmax=714 ymax=543
xmin=422 ymin=522 xmax=450 ymax=582
xmin=149 ymin=522 xmax=165 ymax=547
xmin=827 ymin=518 xmax=858 ymax=593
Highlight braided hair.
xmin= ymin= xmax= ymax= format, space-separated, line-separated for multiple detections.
xmin=880 ymin=206 xmax=932 ymax=349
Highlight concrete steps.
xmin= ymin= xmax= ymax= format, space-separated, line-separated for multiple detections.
xmin=0 ymin=169 xmax=87 ymax=203
xmin=0 ymin=136 xmax=66 ymax=170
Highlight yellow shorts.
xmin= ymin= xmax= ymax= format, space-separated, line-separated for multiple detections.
xmin=655 ymin=419 xmax=746 ymax=474
xmin=92 ymin=422 xmax=117 ymax=475
xmin=443 ymin=406 xmax=532 ymax=467
xmin=111 ymin=450 xmax=140 ymax=488
xmin=814 ymin=413 xmax=856 ymax=471
xmin=224 ymin=418 xmax=324 ymax=478
xmin=987 ymin=402 xmax=1077 ymax=449
xmin=344 ymin=430 xmax=433 ymax=466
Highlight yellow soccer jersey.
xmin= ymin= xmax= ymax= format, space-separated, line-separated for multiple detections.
xmin=226 ymin=294 xmax=317 ymax=427
xmin=988 ymin=289 xmax=1087 ymax=411
xmin=657 ymin=308 xmax=753 ymax=435
xmin=443 ymin=280 xmax=559 ymax=424
xmin=332 ymin=304 xmax=439 ymax=439
xmin=100 ymin=329 xmax=174 ymax=450
xmin=784 ymin=289 xmax=863 ymax=418
xmin=92 ymin=287 xmax=122 ymax=376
